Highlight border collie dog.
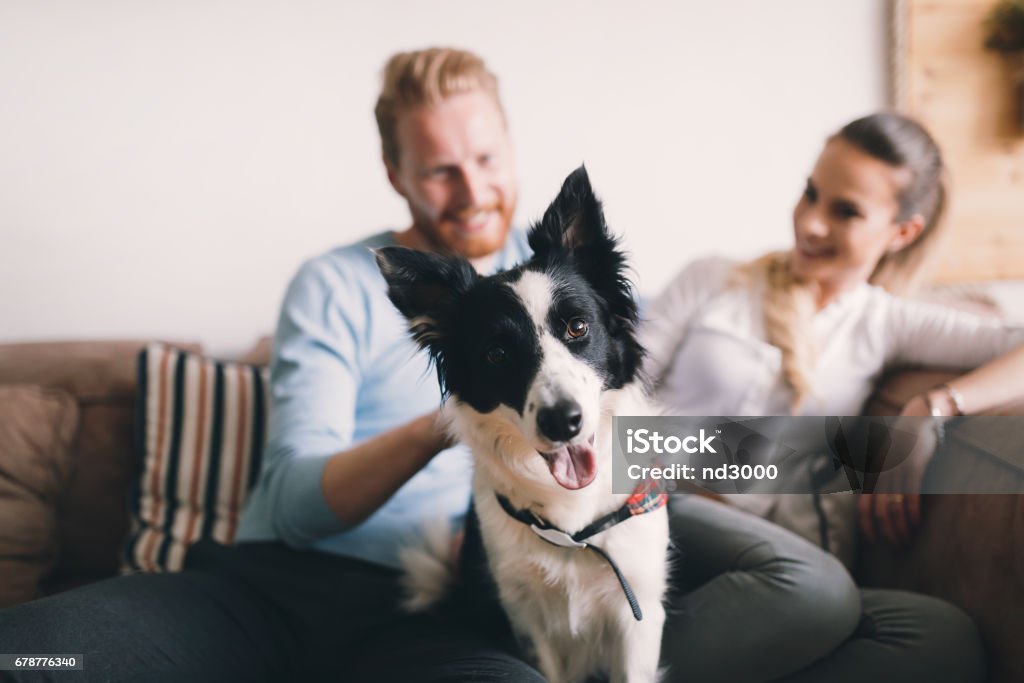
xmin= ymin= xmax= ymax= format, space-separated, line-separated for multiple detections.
xmin=376 ymin=167 xmax=669 ymax=683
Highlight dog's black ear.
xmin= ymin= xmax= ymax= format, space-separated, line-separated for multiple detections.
xmin=374 ymin=246 xmax=477 ymax=351
xmin=528 ymin=165 xmax=610 ymax=257
xmin=528 ymin=165 xmax=638 ymax=324
xmin=528 ymin=166 xmax=645 ymax=386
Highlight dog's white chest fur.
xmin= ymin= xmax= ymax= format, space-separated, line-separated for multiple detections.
xmin=463 ymin=386 xmax=670 ymax=683
xmin=476 ymin=491 xmax=668 ymax=683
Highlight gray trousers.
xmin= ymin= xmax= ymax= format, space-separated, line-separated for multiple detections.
xmin=662 ymin=494 xmax=985 ymax=682
xmin=0 ymin=495 xmax=986 ymax=682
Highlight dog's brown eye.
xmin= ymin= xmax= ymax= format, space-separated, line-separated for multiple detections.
xmin=566 ymin=318 xmax=589 ymax=339
xmin=485 ymin=346 xmax=507 ymax=366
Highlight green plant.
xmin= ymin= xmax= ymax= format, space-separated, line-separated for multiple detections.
xmin=985 ymin=0 xmax=1024 ymax=52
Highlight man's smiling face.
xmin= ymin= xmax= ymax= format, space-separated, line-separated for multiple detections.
xmin=387 ymin=89 xmax=517 ymax=260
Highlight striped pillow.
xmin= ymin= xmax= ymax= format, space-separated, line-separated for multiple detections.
xmin=123 ymin=343 xmax=268 ymax=572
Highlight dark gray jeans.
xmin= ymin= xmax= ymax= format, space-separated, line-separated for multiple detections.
xmin=662 ymin=494 xmax=985 ymax=682
xmin=0 ymin=495 xmax=985 ymax=682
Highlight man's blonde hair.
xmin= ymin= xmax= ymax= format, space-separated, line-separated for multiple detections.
xmin=374 ymin=47 xmax=505 ymax=167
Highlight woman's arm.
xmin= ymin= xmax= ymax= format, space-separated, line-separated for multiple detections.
xmin=639 ymin=256 xmax=733 ymax=388
xmin=862 ymin=296 xmax=1024 ymax=546
xmin=902 ymin=343 xmax=1024 ymax=416
xmin=885 ymin=294 xmax=1024 ymax=379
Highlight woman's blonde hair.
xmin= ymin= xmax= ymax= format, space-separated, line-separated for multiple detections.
xmin=374 ymin=47 xmax=505 ymax=167
xmin=742 ymin=112 xmax=948 ymax=412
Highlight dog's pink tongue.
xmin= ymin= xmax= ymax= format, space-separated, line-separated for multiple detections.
xmin=546 ymin=442 xmax=597 ymax=490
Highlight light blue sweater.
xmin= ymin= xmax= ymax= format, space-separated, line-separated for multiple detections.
xmin=235 ymin=230 xmax=532 ymax=569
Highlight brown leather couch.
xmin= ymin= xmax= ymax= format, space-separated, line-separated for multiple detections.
xmin=0 ymin=341 xmax=200 ymax=598
xmin=859 ymin=371 xmax=1024 ymax=683
xmin=1 ymin=340 xmax=1021 ymax=681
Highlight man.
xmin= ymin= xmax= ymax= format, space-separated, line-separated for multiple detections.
xmin=235 ymin=47 xmax=528 ymax=559
xmin=0 ymin=47 xmax=541 ymax=682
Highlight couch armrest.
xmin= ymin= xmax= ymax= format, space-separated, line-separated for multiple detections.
xmin=859 ymin=367 xmax=1024 ymax=683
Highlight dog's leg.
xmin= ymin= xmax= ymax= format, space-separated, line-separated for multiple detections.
xmin=611 ymin=602 xmax=666 ymax=683
xmin=397 ymin=516 xmax=457 ymax=612
xmin=501 ymin=593 xmax=571 ymax=683
xmin=525 ymin=630 xmax=570 ymax=683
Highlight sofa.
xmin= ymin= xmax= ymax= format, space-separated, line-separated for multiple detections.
xmin=1 ymin=338 xmax=1022 ymax=681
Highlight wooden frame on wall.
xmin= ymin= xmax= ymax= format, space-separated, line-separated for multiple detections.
xmin=890 ymin=0 xmax=1024 ymax=282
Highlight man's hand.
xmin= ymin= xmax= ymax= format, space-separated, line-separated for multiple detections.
xmin=410 ymin=408 xmax=458 ymax=454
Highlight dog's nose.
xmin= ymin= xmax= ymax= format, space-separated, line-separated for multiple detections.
xmin=536 ymin=400 xmax=583 ymax=443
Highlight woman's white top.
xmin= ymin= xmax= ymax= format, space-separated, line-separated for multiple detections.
xmin=642 ymin=256 xmax=1024 ymax=417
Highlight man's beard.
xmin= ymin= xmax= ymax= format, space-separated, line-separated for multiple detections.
xmin=412 ymin=197 xmax=516 ymax=260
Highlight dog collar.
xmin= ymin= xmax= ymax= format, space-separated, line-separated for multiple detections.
xmin=494 ymin=486 xmax=667 ymax=621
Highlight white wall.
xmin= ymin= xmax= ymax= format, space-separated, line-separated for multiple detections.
xmin=0 ymin=1 xmax=887 ymax=356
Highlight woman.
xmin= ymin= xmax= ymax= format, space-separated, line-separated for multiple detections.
xmin=644 ymin=112 xmax=1024 ymax=682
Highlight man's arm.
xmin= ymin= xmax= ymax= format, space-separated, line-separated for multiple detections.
xmin=256 ymin=253 xmax=450 ymax=547
xmin=320 ymin=410 xmax=450 ymax=526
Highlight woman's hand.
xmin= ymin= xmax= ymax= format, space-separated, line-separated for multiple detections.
xmin=858 ymin=492 xmax=920 ymax=547
xmin=858 ymin=393 xmax=940 ymax=547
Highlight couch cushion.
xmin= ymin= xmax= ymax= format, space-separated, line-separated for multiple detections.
xmin=858 ymin=494 xmax=1024 ymax=683
xmin=0 ymin=340 xmax=201 ymax=585
xmin=0 ymin=385 xmax=78 ymax=608
xmin=0 ymin=341 xmax=150 ymax=400
xmin=124 ymin=344 xmax=268 ymax=572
